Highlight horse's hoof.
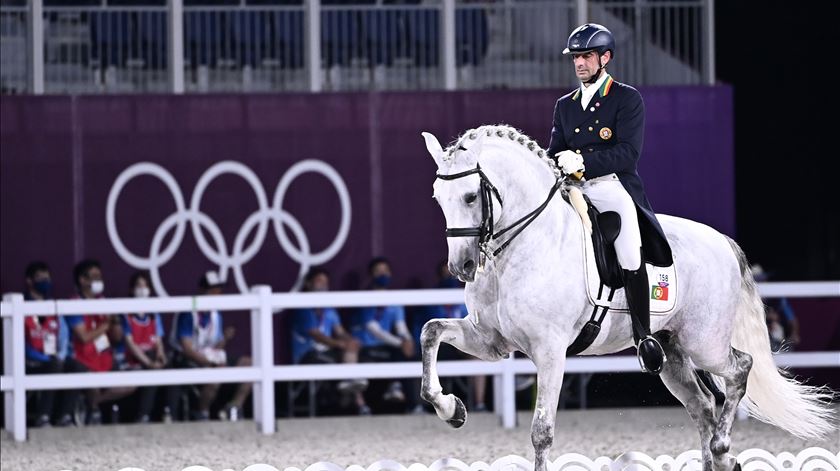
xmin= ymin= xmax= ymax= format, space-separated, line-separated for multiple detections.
xmin=445 ymin=396 xmax=467 ymax=429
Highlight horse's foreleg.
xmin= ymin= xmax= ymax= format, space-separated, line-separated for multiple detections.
xmin=531 ymin=352 xmax=566 ymax=471
xmin=420 ymin=317 xmax=506 ymax=428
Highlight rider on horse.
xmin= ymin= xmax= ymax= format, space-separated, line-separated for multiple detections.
xmin=548 ymin=23 xmax=673 ymax=374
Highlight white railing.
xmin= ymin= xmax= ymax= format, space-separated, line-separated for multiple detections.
xmin=0 ymin=0 xmax=715 ymax=95
xmin=2 ymin=281 xmax=838 ymax=442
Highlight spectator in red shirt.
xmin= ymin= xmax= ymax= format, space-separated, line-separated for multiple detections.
xmin=119 ymin=271 xmax=168 ymax=422
xmin=22 ymin=261 xmax=79 ymax=427
xmin=65 ymin=259 xmax=135 ymax=424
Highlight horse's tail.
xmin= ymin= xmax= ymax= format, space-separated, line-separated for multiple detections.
xmin=725 ymin=235 xmax=836 ymax=440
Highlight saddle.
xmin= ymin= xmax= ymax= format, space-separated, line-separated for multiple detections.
xmin=563 ymin=192 xmax=622 ymax=356
xmin=562 ymin=190 xmax=678 ymax=356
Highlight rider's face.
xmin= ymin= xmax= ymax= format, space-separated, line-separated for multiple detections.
xmin=572 ymin=51 xmax=609 ymax=83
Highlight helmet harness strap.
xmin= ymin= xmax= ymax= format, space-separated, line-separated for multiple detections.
xmin=583 ymin=52 xmax=605 ymax=86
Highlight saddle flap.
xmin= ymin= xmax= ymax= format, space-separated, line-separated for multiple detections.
xmin=597 ymin=211 xmax=621 ymax=244
xmin=586 ymin=201 xmax=624 ymax=289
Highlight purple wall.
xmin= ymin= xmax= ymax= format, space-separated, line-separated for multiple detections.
xmin=0 ymin=87 xmax=735 ymax=300
xmin=0 ymin=88 xmax=741 ymax=362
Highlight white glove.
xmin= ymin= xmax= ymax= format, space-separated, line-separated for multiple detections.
xmin=554 ymin=150 xmax=585 ymax=175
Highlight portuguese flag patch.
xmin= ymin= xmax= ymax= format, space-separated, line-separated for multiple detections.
xmin=651 ymin=282 xmax=669 ymax=301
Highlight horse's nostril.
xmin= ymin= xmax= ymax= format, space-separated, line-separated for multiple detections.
xmin=463 ymin=260 xmax=476 ymax=272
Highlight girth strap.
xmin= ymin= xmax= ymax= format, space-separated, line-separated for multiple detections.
xmin=566 ymin=283 xmax=615 ymax=356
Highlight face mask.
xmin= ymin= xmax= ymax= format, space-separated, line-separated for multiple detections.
xmin=90 ymin=280 xmax=104 ymax=295
xmin=134 ymin=286 xmax=151 ymax=298
xmin=373 ymin=275 xmax=391 ymax=288
xmin=33 ymin=279 xmax=53 ymax=299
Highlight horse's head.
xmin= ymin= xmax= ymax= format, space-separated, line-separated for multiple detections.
xmin=424 ymin=126 xmax=566 ymax=283
xmin=423 ymin=131 xmax=495 ymax=282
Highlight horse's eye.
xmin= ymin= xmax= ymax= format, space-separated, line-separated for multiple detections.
xmin=464 ymin=193 xmax=477 ymax=204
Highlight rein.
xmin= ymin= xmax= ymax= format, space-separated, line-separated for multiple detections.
xmin=435 ymin=162 xmax=565 ymax=259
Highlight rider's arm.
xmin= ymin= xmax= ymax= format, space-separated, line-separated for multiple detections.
xmin=547 ymin=99 xmax=569 ymax=158
xmin=582 ymin=89 xmax=645 ymax=179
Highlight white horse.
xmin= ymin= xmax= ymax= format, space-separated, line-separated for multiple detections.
xmin=419 ymin=125 xmax=835 ymax=471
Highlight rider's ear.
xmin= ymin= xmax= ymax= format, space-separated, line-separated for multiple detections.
xmin=422 ymin=132 xmax=444 ymax=167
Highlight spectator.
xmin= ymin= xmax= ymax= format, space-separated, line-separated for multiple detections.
xmin=356 ymin=257 xmax=417 ymax=411
xmin=291 ymin=267 xmax=370 ymax=415
xmin=119 ymin=271 xmax=167 ymax=422
xmin=752 ymin=264 xmax=801 ymax=350
xmin=65 ymin=259 xmax=136 ymax=424
xmin=765 ymin=303 xmax=787 ymax=351
xmin=22 ymin=261 xmax=76 ymax=427
xmin=168 ymin=271 xmax=252 ymax=421
xmin=416 ymin=261 xmax=487 ymax=412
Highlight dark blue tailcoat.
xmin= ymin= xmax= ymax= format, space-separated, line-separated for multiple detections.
xmin=547 ymin=76 xmax=673 ymax=266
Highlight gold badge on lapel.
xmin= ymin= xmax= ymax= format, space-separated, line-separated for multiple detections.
xmin=599 ymin=127 xmax=613 ymax=140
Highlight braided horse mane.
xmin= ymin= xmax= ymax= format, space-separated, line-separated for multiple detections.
xmin=441 ymin=124 xmax=562 ymax=177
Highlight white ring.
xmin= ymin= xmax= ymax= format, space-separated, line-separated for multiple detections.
xmin=107 ymin=160 xmax=351 ymax=294
xmin=272 ymin=159 xmax=352 ymax=266
xmin=106 ymin=162 xmax=187 ymax=269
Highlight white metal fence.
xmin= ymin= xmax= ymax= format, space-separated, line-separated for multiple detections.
xmin=1 ymin=281 xmax=839 ymax=442
xmin=0 ymin=0 xmax=714 ymax=94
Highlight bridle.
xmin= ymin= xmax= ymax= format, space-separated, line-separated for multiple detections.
xmin=435 ymin=162 xmax=566 ymax=260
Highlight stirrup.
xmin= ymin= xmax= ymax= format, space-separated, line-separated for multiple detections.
xmin=637 ymin=335 xmax=666 ymax=375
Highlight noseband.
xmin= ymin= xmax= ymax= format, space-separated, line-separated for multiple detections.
xmin=436 ymin=162 xmax=564 ymax=259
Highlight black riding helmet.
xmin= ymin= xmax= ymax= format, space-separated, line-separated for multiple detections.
xmin=563 ymin=23 xmax=615 ymax=57
xmin=563 ymin=23 xmax=615 ymax=84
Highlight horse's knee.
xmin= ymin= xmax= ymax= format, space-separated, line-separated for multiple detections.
xmin=420 ymin=319 xmax=446 ymax=348
xmin=710 ymin=433 xmax=731 ymax=456
xmin=531 ymin=417 xmax=554 ymax=451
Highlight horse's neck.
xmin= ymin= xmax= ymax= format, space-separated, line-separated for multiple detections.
xmin=483 ymin=146 xmax=582 ymax=271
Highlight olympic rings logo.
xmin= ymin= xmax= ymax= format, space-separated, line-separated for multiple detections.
xmin=106 ymin=160 xmax=351 ymax=296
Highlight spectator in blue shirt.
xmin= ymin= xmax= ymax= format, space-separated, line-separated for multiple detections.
xmin=292 ymin=267 xmax=369 ymax=414
xmin=356 ymin=257 xmax=416 ymax=410
xmin=168 ymin=271 xmax=252 ymax=421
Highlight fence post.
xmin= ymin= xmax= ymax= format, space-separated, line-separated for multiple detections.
xmin=2 ymin=299 xmax=13 ymax=432
xmin=3 ymin=293 xmax=27 ymax=441
xmin=305 ymin=0 xmax=322 ymax=92
xmin=441 ymin=0 xmax=456 ymax=90
xmin=500 ymin=353 xmax=516 ymax=428
xmin=492 ymin=372 xmax=503 ymax=419
xmin=169 ymin=0 xmax=185 ymax=93
xmin=702 ymin=0 xmax=715 ymax=85
xmin=251 ymin=285 xmax=275 ymax=434
xmin=576 ymin=0 xmax=588 ymax=25
xmin=28 ymin=0 xmax=44 ymax=93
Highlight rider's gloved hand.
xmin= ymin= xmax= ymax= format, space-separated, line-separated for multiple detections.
xmin=554 ymin=150 xmax=585 ymax=175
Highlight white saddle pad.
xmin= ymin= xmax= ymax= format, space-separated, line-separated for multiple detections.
xmin=580 ymin=220 xmax=677 ymax=316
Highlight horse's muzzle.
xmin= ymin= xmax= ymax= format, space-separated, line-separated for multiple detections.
xmin=451 ymin=259 xmax=477 ymax=282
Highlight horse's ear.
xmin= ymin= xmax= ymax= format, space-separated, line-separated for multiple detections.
xmin=421 ymin=132 xmax=444 ymax=167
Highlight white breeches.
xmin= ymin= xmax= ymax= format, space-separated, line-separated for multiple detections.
xmin=582 ymin=174 xmax=643 ymax=271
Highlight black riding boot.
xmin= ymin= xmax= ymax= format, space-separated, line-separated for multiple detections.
xmin=622 ymin=266 xmax=666 ymax=375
